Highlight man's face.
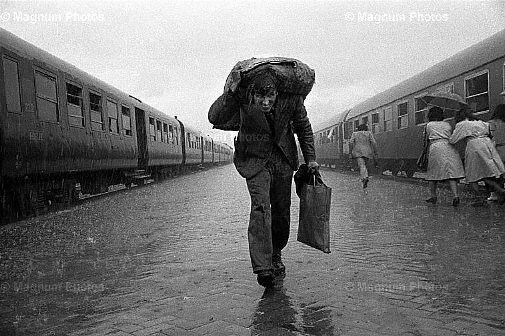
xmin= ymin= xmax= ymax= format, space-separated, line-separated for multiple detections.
xmin=253 ymin=88 xmax=277 ymax=113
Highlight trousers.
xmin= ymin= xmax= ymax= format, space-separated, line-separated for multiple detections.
xmin=356 ymin=157 xmax=369 ymax=179
xmin=245 ymin=146 xmax=294 ymax=273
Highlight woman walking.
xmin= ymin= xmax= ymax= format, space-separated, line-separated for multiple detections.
xmin=423 ymin=107 xmax=465 ymax=206
xmin=349 ymin=123 xmax=378 ymax=188
xmin=487 ymin=104 xmax=505 ymax=201
xmin=449 ymin=107 xmax=505 ymax=205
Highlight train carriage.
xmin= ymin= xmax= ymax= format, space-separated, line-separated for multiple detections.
xmin=314 ymin=109 xmax=351 ymax=169
xmin=0 ymin=27 xmax=231 ymax=221
xmin=202 ymin=134 xmax=213 ymax=165
xmin=0 ymin=28 xmax=143 ymax=213
xmin=211 ymin=140 xmax=231 ymax=164
xmin=138 ymin=103 xmax=184 ymax=179
xmin=315 ymin=28 xmax=505 ymax=177
xmin=182 ymin=124 xmax=205 ymax=166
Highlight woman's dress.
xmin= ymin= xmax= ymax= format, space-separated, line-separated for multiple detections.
xmin=449 ymin=119 xmax=505 ymax=183
xmin=425 ymin=121 xmax=464 ymax=181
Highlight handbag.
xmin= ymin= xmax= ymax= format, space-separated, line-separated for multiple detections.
xmin=417 ymin=150 xmax=428 ymax=171
xmin=297 ymin=173 xmax=331 ymax=253
xmin=417 ymin=126 xmax=429 ymax=171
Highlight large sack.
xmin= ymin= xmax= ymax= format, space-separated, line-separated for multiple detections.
xmin=224 ymin=57 xmax=315 ymax=97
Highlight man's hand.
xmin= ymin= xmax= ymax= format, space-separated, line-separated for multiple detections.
xmin=307 ymin=161 xmax=319 ymax=172
xmin=225 ymin=70 xmax=241 ymax=95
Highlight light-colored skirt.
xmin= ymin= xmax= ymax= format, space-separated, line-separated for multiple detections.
xmin=426 ymin=140 xmax=465 ymax=181
xmin=464 ymin=137 xmax=505 ymax=183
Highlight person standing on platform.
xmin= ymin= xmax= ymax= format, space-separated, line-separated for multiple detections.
xmin=209 ymin=70 xmax=318 ymax=288
xmin=487 ymin=104 xmax=505 ymax=202
xmin=423 ymin=106 xmax=465 ymax=206
xmin=349 ymin=123 xmax=378 ymax=188
xmin=449 ymin=107 xmax=505 ymax=205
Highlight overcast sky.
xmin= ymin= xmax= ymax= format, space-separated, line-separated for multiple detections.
xmin=1 ymin=0 xmax=505 ymax=145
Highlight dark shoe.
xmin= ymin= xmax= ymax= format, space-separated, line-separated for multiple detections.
xmin=257 ymin=270 xmax=274 ymax=287
xmin=425 ymin=197 xmax=437 ymax=204
xmin=362 ymin=177 xmax=369 ymax=189
xmin=272 ymin=254 xmax=286 ymax=276
xmin=452 ymin=197 xmax=460 ymax=207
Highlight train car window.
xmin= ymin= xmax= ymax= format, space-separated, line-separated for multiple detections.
xmin=361 ymin=116 xmax=369 ymax=129
xmin=371 ymin=113 xmax=379 ymax=133
xmin=107 ymin=100 xmax=119 ymax=134
xmin=187 ymin=132 xmax=191 ymax=148
xmin=121 ymin=106 xmax=132 ymax=136
xmin=327 ymin=128 xmax=335 ymax=143
xmin=383 ymin=107 xmax=393 ymax=132
xmin=465 ymin=71 xmax=489 ymax=113
xmin=169 ymin=124 xmax=174 ymax=143
xmin=174 ymin=126 xmax=179 ymax=145
xmin=414 ymin=97 xmax=428 ymax=125
xmin=149 ymin=117 xmax=156 ymax=141
xmin=156 ymin=120 xmax=162 ymax=142
xmin=397 ymin=102 xmax=408 ymax=129
xmin=162 ymin=123 xmax=168 ymax=143
xmin=35 ymin=70 xmax=59 ymax=122
xmin=353 ymin=120 xmax=359 ymax=131
xmin=66 ymin=83 xmax=84 ymax=127
xmin=89 ymin=92 xmax=103 ymax=131
xmin=2 ymin=56 xmax=22 ymax=113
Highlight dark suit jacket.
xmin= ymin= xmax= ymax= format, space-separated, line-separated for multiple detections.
xmin=209 ymin=92 xmax=316 ymax=179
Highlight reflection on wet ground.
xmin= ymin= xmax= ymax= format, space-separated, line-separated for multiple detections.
xmin=252 ymin=278 xmax=336 ymax=336
xmin=1 ymin=166 xmax=505 ymax=335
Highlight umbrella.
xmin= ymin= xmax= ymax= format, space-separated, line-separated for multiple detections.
xmin=421 ymin=92 xmax=468 ymax=111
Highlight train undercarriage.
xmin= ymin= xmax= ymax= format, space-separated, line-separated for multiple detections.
xmin=0 ymin=162 xmax=224 ymax=224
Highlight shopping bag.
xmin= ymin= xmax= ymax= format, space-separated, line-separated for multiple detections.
xmin=297 ymin=175 xmax=331 ymax=253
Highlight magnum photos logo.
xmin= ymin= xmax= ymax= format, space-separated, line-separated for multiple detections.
xmin=237 ymin=133 xmax=271 ymax=142
xmin=0 ymin=11 xmax=105 ymax=24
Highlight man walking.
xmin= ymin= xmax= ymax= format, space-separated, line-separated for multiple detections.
xmin=209 ymin=66 xmax=318 ymax=287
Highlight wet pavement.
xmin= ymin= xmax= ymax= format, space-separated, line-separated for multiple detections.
xmin=1 ymin=164 xmax=505 ymax=336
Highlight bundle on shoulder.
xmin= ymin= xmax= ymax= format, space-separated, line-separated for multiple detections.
xmin=209 ymin=57 xmax=315 ymax=131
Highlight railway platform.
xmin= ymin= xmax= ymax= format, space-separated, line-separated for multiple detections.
xmin=1 ymin=164 xmax=505 ymax=336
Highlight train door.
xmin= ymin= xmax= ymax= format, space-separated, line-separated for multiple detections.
xmin=176 ymin=117 xmax=186 ymax=165
xmin=135 ymin=107 xmax=148 ymax=169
